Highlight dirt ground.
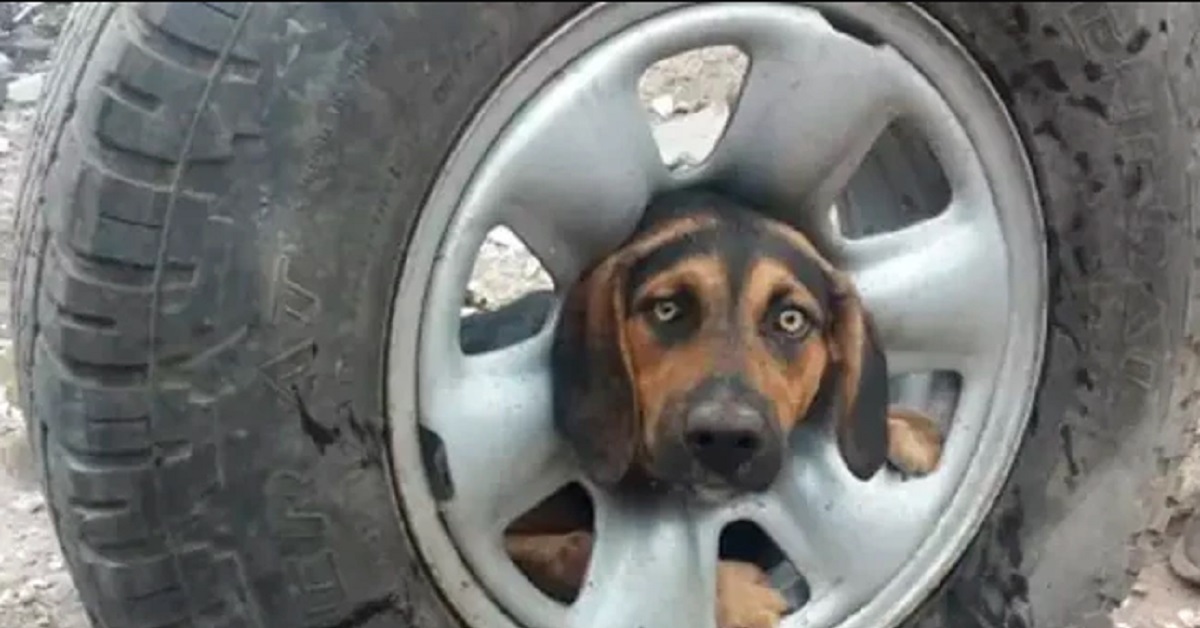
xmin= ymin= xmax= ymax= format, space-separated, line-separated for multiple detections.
xmin=0 ymin=8 xmax=1197 ymax=628
xmin=0 ymin=89 xmax=90 ymax=628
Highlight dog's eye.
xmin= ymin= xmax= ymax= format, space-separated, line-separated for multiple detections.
xmin=776 ymin=307 xmax=811 ymax=337
xmin=651 ymin=298 xmax=682 ymax=323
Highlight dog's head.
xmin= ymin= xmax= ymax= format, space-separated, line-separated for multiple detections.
xmin=552 ymin=189 xmax=888 ymax=498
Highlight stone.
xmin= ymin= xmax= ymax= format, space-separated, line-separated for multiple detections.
xmin=651 ymin=101 xmax=731 ymax=169
xmin=484 ymin=226 xmax=524 ymax=249
xmin=650 ymin=94 xmax=675 ymax=119
xmin=12 ymin=491 xmax=43 ymax=513
xmin=7 ymin=72 xmax=44 ymax=104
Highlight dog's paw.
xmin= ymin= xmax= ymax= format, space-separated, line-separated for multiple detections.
xmin=505 ymin=530 xmax=593 ymax=603
xmin=716 ymin=561 xmax=787 ymax=628
xmin=886 ymin=406 xmax=943 ymax=477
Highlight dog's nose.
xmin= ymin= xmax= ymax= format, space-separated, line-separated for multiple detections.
xmin=684 ymin=402 xmax=767 ymax=477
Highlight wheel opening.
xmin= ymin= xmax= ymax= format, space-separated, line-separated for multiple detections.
xmin=889 ymin=370 xmax=961 ymax=425
xmin=637 ymin=45 xmax=748 ymax=170
xmin=504 ymin=482 xmax=596 ymax=605
xmin=836 ymin=118 xmax=951 ymax=239
xmin=821 ymin=10 xmax=887 ymax=47
xmin=887 ymin=370 xmax=961 ymax=478
xmin=459 ymin=225 xmax=556 ymax=355
xmin=720 ymin=520 xmax=810 ymax=613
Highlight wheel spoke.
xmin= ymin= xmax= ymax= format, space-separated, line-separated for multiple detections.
xmin=424 ymin=331 xmax=574 ymax=534
xmin=753 ymin=466 xmax=901 ymax=620
xmin=751 ymin=489 xmax=848 ymax=597
xmin=706 ymin=9 xmax=926 ymax=235
xmin=570 ymin=497 xmax=719 ymax=628
xmin=746 ymin=423 xmax=957 ymax=622
xmin=465 ymin=38 xmax=668 ymax=287
xmin=835 ymin=206 xmax=1009 ymax=374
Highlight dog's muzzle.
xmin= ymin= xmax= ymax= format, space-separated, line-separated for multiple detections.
xmin=685 ymin=399 xmax=769 ymax=475
xmin=655 ymin=376 xmax=784 ymax=494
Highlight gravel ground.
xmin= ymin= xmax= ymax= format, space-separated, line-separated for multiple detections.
xmin=0 ymin=11 xmax=1195 ymax=628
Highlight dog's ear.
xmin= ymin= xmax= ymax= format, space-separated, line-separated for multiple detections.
xmin=827 ymin=272 xmax=889 ymax=480
xmin=551 ymin=257 xmax=639 ymax=487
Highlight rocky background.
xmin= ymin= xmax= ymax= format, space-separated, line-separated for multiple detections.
xmin=0 ymin=4 xmax=1193 ymax=627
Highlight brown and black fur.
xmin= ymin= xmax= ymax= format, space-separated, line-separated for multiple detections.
xmin=505 ymin=189 xmax=944 ymax=628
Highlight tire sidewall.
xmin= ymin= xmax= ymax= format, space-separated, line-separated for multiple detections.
xmin=116 ymin=4 xmax=584 ymax=627
xmin=911 ymin=4 xmax=1199 ymax=627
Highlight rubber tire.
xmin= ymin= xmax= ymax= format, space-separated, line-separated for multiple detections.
xmin=8 ymin=3 xmax=1199 ymax=628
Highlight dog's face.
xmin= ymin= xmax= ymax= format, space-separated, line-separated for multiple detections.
xmin=553 ymin=190 xmax=889 ymax=499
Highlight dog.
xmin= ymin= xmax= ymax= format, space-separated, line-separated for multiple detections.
xmin=498 ymin=189 xmax=944 ymax=628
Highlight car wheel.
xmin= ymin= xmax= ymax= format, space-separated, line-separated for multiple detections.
xmin=11 ymin=3 xmax=1199 ymax=628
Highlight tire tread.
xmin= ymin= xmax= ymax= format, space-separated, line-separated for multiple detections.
xmin=15 ymin=3 xmax=262 ymax=627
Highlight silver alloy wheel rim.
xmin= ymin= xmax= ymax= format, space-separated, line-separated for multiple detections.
xmin=386 ymin=4 xmax=1047 ymax=628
